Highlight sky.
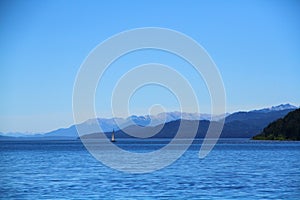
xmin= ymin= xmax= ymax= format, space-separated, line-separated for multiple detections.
xmin=1 ymin=0 xmax=300 ymax=133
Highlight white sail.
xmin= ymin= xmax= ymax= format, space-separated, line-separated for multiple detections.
xmin=111 ymin=130 xmax=115 ymax=142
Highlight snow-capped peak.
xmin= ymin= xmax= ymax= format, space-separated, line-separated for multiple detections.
xmin=270 ymin=104 xmax=297 ymax=111
xmin=255 ymin=103 xmax=297 ymax=113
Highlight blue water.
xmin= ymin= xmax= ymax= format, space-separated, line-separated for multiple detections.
xmin=1 ymin=139 xmax=300 ymax=199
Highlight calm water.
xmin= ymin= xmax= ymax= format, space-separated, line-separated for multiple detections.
xmin=1 ymin=139 xmax=299 ymax=199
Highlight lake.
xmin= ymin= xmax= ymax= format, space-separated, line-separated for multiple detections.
xmin=1 ymin=139 xmax=299 ymax=199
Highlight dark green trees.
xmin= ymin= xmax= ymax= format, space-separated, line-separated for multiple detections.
xmin=253 ymin=108 xmax=300 ymax=140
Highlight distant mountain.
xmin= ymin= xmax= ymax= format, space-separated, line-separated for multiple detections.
xmin=224 ymin=109 xmax=295 ymax=128
xmin=39 ymin=112 xmax=226 ymax=139
xmin=220 ymin=104 xmax=298 ymax=137
xmin=82 ymin=104 xmax=298 ymax=139
xmin=151 ymin=112 xmax=227 ymax=122
xmin=253 ymin=104 xmax=297 ymax=113
xmin=81 ymin=118 xmax=273 ymax=139
xmin=81 ymin=120 xmax=210 ymax=139
xmin=253 ymin=108 xmax=300 ymax=140
xmin=1 ymin=104 xmax=297 ymax=139
xmin=42 ymin=125 xmax=78 ymax=138
xmin=0 ymin=132 xmax=32 ymax=137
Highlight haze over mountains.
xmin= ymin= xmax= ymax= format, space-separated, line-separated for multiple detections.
xmin=0 ymin=104 xmax=297 ymax=140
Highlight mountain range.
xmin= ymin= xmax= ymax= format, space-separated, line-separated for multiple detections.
xmin=0 ymin=104 xmax=297 ymax=139
xmin=83 ymin=104 xmax=297 ymax=139
xmin=0 ymin=112 xmax=227 ymax=138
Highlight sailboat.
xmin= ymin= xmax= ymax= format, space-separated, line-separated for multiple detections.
xmin=111 ymin=129 xmax=116 ymax=142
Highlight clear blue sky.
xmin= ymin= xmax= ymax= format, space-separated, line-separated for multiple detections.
xmin=1 ymin=0 xmax=300 ymax=133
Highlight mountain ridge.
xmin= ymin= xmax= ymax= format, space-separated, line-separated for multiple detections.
xmin=1 ymin=104 xmax=298 ymax=139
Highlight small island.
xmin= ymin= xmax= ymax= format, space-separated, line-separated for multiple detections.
xmin=253 ymin=108 xmax=300 ymax=140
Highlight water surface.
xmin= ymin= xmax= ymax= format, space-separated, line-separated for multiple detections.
xmin=1 ymin=139 xmax=299 ymax=199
